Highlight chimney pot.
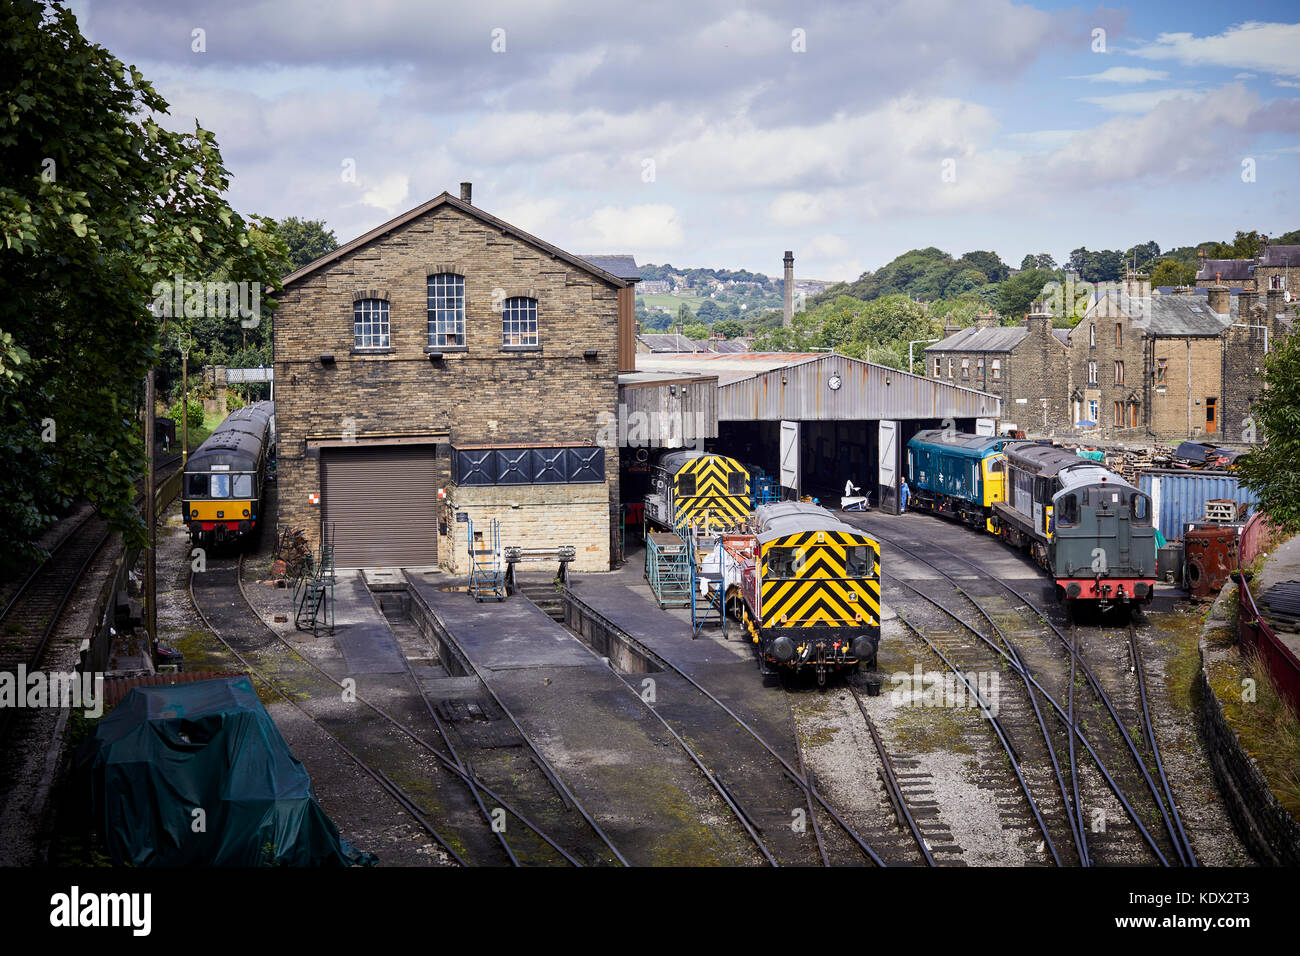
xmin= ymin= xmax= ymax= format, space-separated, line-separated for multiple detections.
xmin=459 ymin=182 xmax=472 ymax=204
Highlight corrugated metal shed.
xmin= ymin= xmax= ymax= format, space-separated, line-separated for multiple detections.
xmin=1138 ymin=470 xmax=1259 ymax=540
xmin=636 ymin=352 xmax=1000 ymax=421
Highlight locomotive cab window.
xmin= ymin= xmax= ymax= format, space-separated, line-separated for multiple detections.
xmin=677 ymin=473 xmax=697 ymax=496
xmin=766 ymin=547 xmax=804 ymax=579
xmin=209 ymin=474 xmax=231 ymax=498
xmin=232 ymin=474 xmax=254 ymax=498
xmin=186 ymin=474 xmax=208 ymax=498
xmin=727 ymin=472 xmax=745 ymax=496
xmin=1132 ymin=493 xmax=1151 ymax=525
xmin=846 ymin=545 xmax=875 ymax=577
xmin=1057 ymin=493 xmax=1079 ymax=528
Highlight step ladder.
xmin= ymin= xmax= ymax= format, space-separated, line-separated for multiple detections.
xmin=296 ymin=523 xmax=335 ymax=635
xmin=646 ymin=530 xmax=691 ymax=608
xmin=467 ymin=518 xmax=507 ymax=602
xmin=690 ymin=532 xmax=726 ymax=637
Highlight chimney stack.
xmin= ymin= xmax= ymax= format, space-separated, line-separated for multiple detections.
xmin=1207 ymin=282 xmax=1230 ymax=317
xmin=783 ymin=250 xmax=795 ymax=328
xmin=1266 ymin=287 xmax=1286 ymax=318
xmin=459 ymin=182 xmax=472 ymax=204
xmin=1025 ymin=306 xmax=1050 ymax=336
xmin=974 ymin=311 xmax=998 ymax=330
xmin=1238 ymin=289 xmax=1257 ymax=319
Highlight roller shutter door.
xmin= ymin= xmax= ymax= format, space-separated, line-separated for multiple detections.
xmin=321 ymin=445 xmax=438 ymax=568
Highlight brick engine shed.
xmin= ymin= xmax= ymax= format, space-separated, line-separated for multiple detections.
xmin=273 ymin=185 xmax=637 ymax=571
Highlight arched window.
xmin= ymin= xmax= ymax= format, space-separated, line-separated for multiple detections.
xmin=428 ymin=274 xmax=465 ymax=347
xmin=502 ymin=296 xmax=538 ymax=347
xmin=353 ymin=298 xmax=390 ymax=349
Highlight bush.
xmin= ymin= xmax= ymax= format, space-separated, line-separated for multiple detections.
xmin=225 ymin=391 xmax=246 ymax=411
xmin=169 ymin=398 xmax=204 ymax=431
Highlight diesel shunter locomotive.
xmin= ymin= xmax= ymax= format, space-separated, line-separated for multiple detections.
xmin=993 ymin=442 xmax=1157 ymax=607
xmin=181 ymin=402 xmax=275 ymax=548
xmin=643 ymin=450 xmax=752 ymax=534
xmin=735 ymin=502 xmax=881 ymax=684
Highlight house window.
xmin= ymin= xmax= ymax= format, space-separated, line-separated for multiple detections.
xmin=502 ymin=296 xmax=539 ymax=347
xmin=961 ymin=357 xmax=969 ymax=378
xmin=947 ymin=358 xmax=954 ymax=378
xmin=992 ymin=358 xmax=1001 ymax=381
xmin=1116 ymin=323 xmax=1123 ymax=347
xmin=1271 ymin=274 xmax=1283 ymax=290
xmin=1088 ymin=399 xmax=1098 ymax=422
xmin=1130 ymin=404 xmax=1139 ymax=428
xmin=427 ymin=274 xmax=465 ymax=347
xmin=977 ymin=357 xmax=985 ymax=376
xmin=934 ymin=357 xmax=941 ymax=377
xmin=1114 ymin=401 xmax=1123 ymax=426
xmin=353 ymin=298 xmax=390 ymax=349
xmin=1089 ymin=323 xmax=1096 ymax=347
xmin=1088 ymin=359 xmax=1097 ymax=384
xmin=1155 ymin=358 xmax=1168 ymax=385
xmin=1114 ymin=360 xmax=1124 ymax=384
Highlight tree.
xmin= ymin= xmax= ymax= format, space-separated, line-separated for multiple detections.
xmin=676 ymin=303 xmax=695 ymax=325
xmin=1150 ymin=258 xmax=1196 ymax=288
xmin=958 ymin=250 xmax=1009 ymax=283
xmin=275 ymin=217 xmax=338 ymax=272
xmin=696 ymin=299 xmax=724 ymax=324
xmin=711 ymin=319 xmax=745 ymax=340
xmin=998 ymin=269 xmax=1056 ymax=321
xmin=1237 ymin=325 xmax=1300 ymax=534
xmin=682 ymin=322 xmax=708 ymax=340
xmin=0 ymin=3 xmax=283 ymax=562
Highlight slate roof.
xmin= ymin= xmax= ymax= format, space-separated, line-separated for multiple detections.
xmin=579 ymin=255 xmax=641 ymax=280
xmin=1142 ymin=295 xmax=1235 ymax=336
xmin=1195 ymin=258 xmax=1254 ymax=283
xmin=1259 ymin=245 xmax=1300 ymax=268
xmin=925 ymin=325 xmax=1028 ymax=353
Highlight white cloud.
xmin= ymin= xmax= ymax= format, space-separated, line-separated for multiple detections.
xmin=1080 ymin=88 xmax=1204 ymax=113
xmin=1069 ymin=67 xmax=1170 ymax=83
xmin=769 ymin=192 xmax=830 ymax=227
xmin=359 ymin=173 xmax=411 ymax=217
xmin=579 ymin=204 xmax=684 ymax=251
xmin=1132 ymin=22 xmax=1300 ymax=78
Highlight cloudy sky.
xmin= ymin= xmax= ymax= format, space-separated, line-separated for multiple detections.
xmin=69 ymin=0 xmax=1300 ymax=282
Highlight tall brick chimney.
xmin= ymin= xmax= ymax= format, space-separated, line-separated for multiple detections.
xmin=459 ymin=182 xmax=472 ymax=204
xmin=1207 ymin=282 xmax=1230 ymax=317
xmin=974 ymin=311 xmax=998 ymax=330
xmin=783 ymin=250 xmax=794 ymax=328
xmin=1025 ymin=308 xmax=1051 ymax=337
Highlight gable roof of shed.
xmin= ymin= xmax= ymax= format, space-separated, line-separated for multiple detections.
xmin=280 ymin=192 xmax=630 ymax=289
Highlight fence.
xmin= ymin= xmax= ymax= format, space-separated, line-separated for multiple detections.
xmin=1236 ymin=572 xmax=1300 ymax=714
xmin=1239 ymin=510 xmax=1285 ymax=568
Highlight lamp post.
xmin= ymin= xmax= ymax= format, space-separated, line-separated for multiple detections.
xmin=177 ymin=331 xmax=192 ymax=463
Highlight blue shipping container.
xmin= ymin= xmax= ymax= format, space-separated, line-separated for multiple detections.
xmin=1138 ymin=471 xmax=1257 ymax=541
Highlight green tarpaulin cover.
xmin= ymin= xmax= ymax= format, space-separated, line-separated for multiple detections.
xmin=89 ymin=676 xmax=374 ymax=866
xmin=1076 ymin=449 xmax=1106 ymax=461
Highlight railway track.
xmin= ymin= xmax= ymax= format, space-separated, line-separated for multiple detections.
xmin=549 ymin=589 xmax=915 ymax=866
xmin=189 ymin=554 xmax=623 ymax=866
xmin=0 ymin=453 xmax=183 ymax=750
xmin=852 ymin=515 xmax=1196 ymax=867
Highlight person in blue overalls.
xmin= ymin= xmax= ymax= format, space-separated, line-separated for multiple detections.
xmin=899 ymin=477 xmax=910 ymax=513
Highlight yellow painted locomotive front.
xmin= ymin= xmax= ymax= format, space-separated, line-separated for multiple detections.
xmin=672 ymin=454 xmax=751 ymax=532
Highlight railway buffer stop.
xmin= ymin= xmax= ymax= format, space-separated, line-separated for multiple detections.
xmin=629 ymin=352 xmax=1002 ymax=513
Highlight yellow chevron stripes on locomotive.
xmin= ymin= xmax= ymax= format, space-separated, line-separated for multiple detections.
xmin=758 ymin=531 xmax=881 ymax=626
xmin=671 ymin=455 xmax=751 ymax=529
xmin=673 ymin=494 xmax=749 ymax=528
xmin=761 ymin=578 xmax=881 ymax=627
